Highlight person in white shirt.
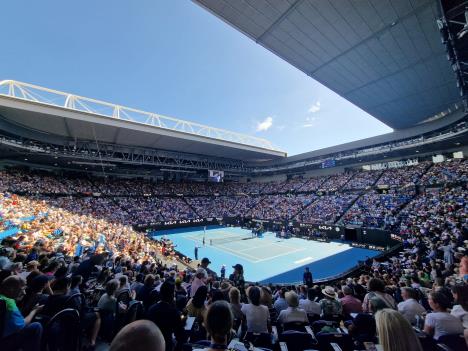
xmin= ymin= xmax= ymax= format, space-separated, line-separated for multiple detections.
xmin=397 ymin=287 xmax=426 ymax=325
xmin=277 ymin=291 xmax=308 ymax=325
xmin=299 ymin=288 xmax=321 ymax=316
xmin=424 ymin=291 xmax=464 ymax=340
xmin=241 ymin=286 xmax=270 ymax=334
xmin=451 ymin=285 xmax=468 ymax=329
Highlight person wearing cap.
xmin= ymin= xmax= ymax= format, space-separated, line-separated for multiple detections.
xmin=277 ymin=291 xmax=308 ymax=325
xmin=229 ymin=264 xmax=245 ymax=298
xmin=200 ymin=257 xmax=217 ymax=280
xmin=220 ymin=264 xmax=226 ymax=279
xmin=319 ymin=286 xmax=342 ymax=319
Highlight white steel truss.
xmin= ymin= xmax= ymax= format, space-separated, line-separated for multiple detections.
xmin=0 ymin=80 xmax=280 ymax=151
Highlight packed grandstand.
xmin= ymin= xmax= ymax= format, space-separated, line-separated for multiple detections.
xmin=1 ymin=1 xmax=468 ymax=351
xmin=0 ymin=154 xmax=467 ymax=351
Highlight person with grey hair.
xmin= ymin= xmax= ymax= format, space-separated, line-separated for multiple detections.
xmin=299 ymin=287 xmax=321 ymax=316
xmin=277 ymin=291 xmax=308 ymax=325
xmin=340 ymin=285 xmax=363 ymax=317
xmin=397 ymin=287 xmax=426 ymax=325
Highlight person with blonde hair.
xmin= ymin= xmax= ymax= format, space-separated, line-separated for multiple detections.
xmin=228 ymin=287 xmax=243 ymax=322
xmin=375 ymin=309 xmax=423 ymax=351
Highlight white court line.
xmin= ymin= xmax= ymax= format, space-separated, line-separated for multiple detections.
xmin=233 ymin=240 xmax=307 ymax=262
xmin=253 ymin=246 xmax=306 ymax=263
xmin=294 ymin=257 xmax=313 ymax=264
xmin=184 ymin=236 xmax=261 ymax=262
xmin=185 ymin=232 xmax=306 ymax=263
xmin=184 ymin=235 xmax=305 ymax=263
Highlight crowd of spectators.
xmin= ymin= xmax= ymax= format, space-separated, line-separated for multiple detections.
xmin=319 ymin=174 xmax=353 ymax=191
xmin=421 ymin=159 xmax=468 ymax=186
xmin=0 ymin=157 xmax=467 ymax=351
xmin=342 ymin=189 xmax=416 ymax=229
xmin=376 ymin=162 xmax=430 ymax=188
xmin=296 ymin=194 xmax=358 ymax=224
xmin=248 ymin=194 xmax=313 ymax=221
xmin=0 ymin=159 xmax=466 ymax=230
xmin=343 ymin=170 xmax=382 ymax=190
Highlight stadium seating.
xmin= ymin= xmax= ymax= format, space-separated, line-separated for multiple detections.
xmin=0 ymin=159 xmax=466 ymax=350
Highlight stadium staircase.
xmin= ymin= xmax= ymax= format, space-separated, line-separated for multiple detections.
xmin=245 ymin=194 xmax=269 ymax=217
xmin=372 ymin=170 xmax=385 ymax=187
xmin=339 ymin=173 xmax=355 ymax=190
xmin=291 ymin=196 xmax=321 ymax=221
xmin=333 ymin=190 xmax=365 ymax=224
xmin=182 ymin=197 xmax=201 ymax=218
xmin=295 ymin=175 xmax=328 ymax=192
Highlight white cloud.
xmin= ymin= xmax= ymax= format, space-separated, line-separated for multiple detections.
xmin=256 ymin=116 xmax=273 ymax=132
xmin=308 ymin=101 xmax=321 ymax=114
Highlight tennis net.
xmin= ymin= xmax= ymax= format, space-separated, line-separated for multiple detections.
xmin=196 ymin=234 xmax=253 ymax=246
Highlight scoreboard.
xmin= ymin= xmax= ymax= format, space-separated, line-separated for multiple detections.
xmin=321 ymin=159 xmax=336 ymax=168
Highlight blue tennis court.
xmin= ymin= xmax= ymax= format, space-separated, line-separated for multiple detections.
xmin=152 ymin=226 xmax=379 ymax=283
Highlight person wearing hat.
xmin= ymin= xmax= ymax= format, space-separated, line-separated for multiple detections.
xmin=277 ymin=291 xmax=308 ymax=325
xmin=229 ymin=264 xmax=245 ymax=299
xmin=220 ymin=264 xmax=226 ymax=280
xmin=200 ymin=257 xmax=217 ymax=280
xmin=319 ymin=286 xmax=342 ymax=319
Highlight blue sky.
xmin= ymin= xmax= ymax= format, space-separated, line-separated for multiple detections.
xmin=1 ymin=0 xmax=392 ymax=155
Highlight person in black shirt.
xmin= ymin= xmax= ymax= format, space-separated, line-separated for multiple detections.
xmin=42 ymin=277 xmax=100 ymax=349
xmin=303 ymin=267 xmax=313 ymax=288
xmin=229 ymin=264 xmax=245 ymax=301
xmin=75 ymin=253 xmax=107 ymax=281
xmin=146 ymin=281 xmax=186 ymax=351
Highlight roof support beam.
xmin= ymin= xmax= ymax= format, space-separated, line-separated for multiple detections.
xmin=256 ymin=0 xmax=305 ymax=44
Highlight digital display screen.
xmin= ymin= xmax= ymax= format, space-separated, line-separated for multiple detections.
xmin=321 ymin=159 xmax=336 ymax=168
xmin=208 ymin=170 xmax=224 ymax=182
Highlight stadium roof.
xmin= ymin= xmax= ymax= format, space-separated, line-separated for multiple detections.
xmin=0 ymin=80 xmax=286 ymax=161
xmin=194 ymin=0 xmax=461 ymax=130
